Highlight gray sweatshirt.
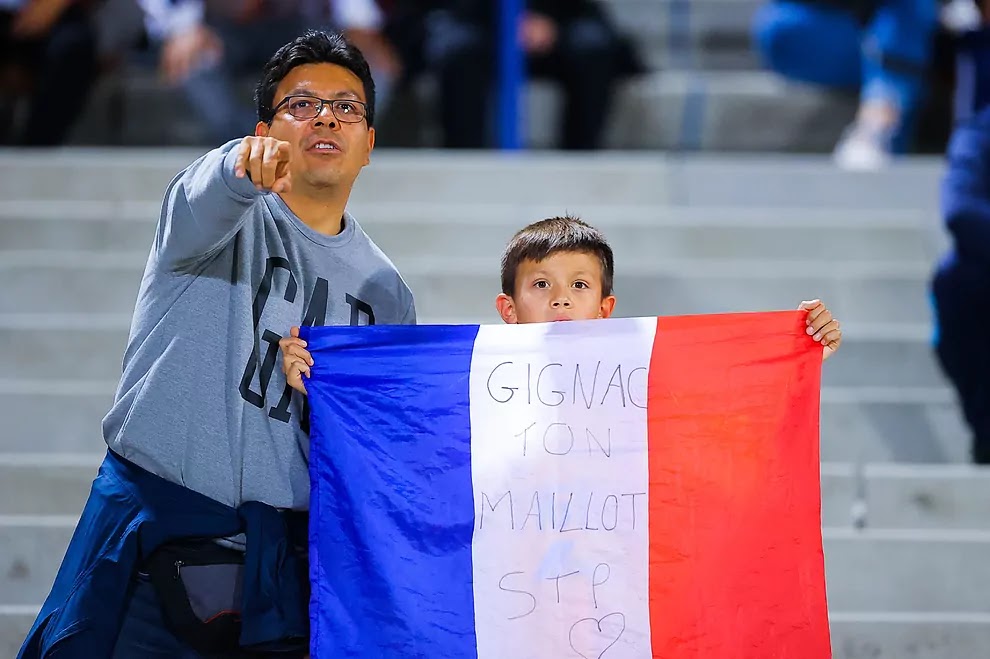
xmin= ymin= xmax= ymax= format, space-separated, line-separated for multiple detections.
xmin=103 ymin=140 xmax=415 ymax=511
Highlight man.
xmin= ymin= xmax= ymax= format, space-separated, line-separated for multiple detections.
xmin=19 ymin=30 xmax=414 ymax=658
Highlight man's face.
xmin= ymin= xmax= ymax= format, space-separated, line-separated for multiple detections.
xmin=496 ymin=250 xmax=616 ymax=324
xmin=257 ymin=63 xmax=375 ymax=191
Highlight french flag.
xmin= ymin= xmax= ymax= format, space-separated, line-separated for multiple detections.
xmin=303 ymin=312 xmax=830 ymax=659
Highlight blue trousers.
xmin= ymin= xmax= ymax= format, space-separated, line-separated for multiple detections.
xmin=933 ymin=102 xmax=990 ymax=463
xmin=931 ymin=31 xmax=990 ymax=464
xmin=752 ymin=0 xmax=937 ymax=150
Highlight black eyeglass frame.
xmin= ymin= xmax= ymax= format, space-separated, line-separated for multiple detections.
xmin=268 ymin=95 xmax=369 ymax=125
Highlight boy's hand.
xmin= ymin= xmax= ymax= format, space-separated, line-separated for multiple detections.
xmin=279 ymin=326 xmax=312 ymax=395
xmin=234 ymin=136 xmax=292 ymax=193
xmin=799 ymin=300 xmax=842 ymax=361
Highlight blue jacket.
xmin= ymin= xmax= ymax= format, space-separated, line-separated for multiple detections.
xmin=943 ymin=106 xmax=990 ymax=268
xmin=17 ymin=449 xmax=308 ymax=659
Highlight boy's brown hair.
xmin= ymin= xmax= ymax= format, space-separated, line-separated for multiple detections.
xmin=500 ymin=215 xmax=614 ymax=297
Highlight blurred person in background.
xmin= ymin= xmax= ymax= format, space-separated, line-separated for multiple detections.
xmin=387 ymin=0 xmax=643 ymax=150
xmin=138 ymin=0 xmax=402 ymax=144
xmin=0 ymin=0 xmax=99 ymax=145
xmin=753 ymin=0 xmax=938 ymax=170
xmin=933 ymin=0 xmax=990 ymax=464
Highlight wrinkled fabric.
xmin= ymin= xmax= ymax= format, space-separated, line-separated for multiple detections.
xmin=18 ymin=450 xmax=308 ymax=659
xmin=303 ymin=313 xmax=828 ymax=659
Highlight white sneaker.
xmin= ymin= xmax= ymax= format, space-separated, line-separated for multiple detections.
xmin=833 ymin=121 xmax=894 ymax=172
xmin=941 ymin=0 xmax=981 ymax=33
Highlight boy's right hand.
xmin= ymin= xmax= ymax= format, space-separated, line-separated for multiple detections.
xmin=280 ymin=326 xmax=312 ymax=395
xmin=234 ymin=136 xmax=292 ymax=194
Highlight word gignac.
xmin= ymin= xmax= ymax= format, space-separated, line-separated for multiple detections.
xmin=485 ymin=361 xmax=648 ymax=409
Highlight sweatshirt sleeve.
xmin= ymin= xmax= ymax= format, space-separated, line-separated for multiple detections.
xmin=153 ymin=139 xmax=264 ymax=268
xmin=399 ymin=294 xmax=417 ymax=325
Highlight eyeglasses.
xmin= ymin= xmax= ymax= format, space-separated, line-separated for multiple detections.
xmin=270 ymin=95 xmax=368 ymax=124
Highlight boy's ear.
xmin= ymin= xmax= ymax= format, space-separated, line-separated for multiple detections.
xmin=599 ymin=295 xmax=616 ymax=319
xmin=495 ymin=294 xmax=517 ymax=324
xmin=255 ymin=121 xmax=269 ymax=137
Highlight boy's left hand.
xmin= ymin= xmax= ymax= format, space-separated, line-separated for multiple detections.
xmin=799 ymin=300 xmax=842 ymax=361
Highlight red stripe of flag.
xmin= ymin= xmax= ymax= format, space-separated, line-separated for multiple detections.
xmin=647 ymin=311 xmax=830 ymax=658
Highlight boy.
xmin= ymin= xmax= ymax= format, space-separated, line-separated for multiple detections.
xmin=280 ymin=216 xmax=841 ymax=389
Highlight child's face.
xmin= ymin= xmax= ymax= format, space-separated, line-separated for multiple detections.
xmin=496 ymin=250 xmax=616 ymax=324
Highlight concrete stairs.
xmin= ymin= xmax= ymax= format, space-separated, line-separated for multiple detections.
xmin=0 ymin=149 xmax=984 ymax=657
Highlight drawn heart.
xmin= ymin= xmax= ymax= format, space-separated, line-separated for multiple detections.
xmin=568 ymin=612 xmax=626 ymax=659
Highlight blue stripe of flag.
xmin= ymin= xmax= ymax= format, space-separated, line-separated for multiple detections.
xmin=303 ymin=324 xmax=481 ymax=659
